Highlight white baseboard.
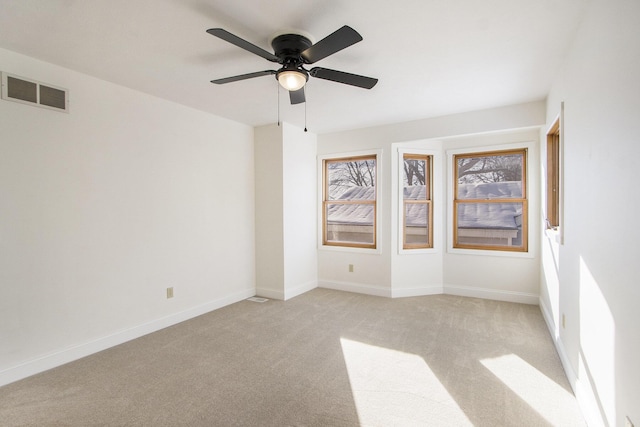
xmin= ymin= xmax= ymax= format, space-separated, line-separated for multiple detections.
xmin=0 ymin=288 xmax=255 ymax=387
xmin=444 ymin=284 xmax=539 ymax=305
xmin=319 ymin=281 xmax=538 ymax=304
xmin=256 ymin=280 xmax=318 ymax=301
xmin=539 ymin=298 xmax=605 ymax=427
xmin=318 ymin=280 xmax=392 ymax=298
xmin=538 ymin=297 xmax=559 ymax=343
xmin=255 ymin=287 xmax=285 ymax=300
xmin=391 ymin=285 xmax=444 ymax=298
xmin=284 ymin=280 xmax=318 ymax=301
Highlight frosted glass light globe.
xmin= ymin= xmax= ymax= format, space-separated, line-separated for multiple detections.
xmin=278 ymin=70 xmax=307 ymax=91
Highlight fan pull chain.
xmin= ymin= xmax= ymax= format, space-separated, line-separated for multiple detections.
xmin=304 ymin=95 xmax=308 ymax=132
xmin=277 ymin=84 xmax=280 ymax=126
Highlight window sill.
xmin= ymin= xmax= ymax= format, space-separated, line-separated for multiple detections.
xmin=447 ymin=247 xmax=534 ymax=259
xmin=319 ymin=244 xmax=382 ymax=255
xmin=399 ymin=247 xmax=439 ymax=255
xmin=545 ymin=227 xmax=562 ymax=244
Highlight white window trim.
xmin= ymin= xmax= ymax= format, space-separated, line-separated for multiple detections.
xmin=397 ymin=147 xmax=440 ymax=255
xmin=317 ymin=149 xmax=383 ymax=254
xmin=446 ymin=141 xmax=535 ymax=258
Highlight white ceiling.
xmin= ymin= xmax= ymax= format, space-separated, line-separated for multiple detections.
xmin=0 ymin=0 xmax=588 ymax=134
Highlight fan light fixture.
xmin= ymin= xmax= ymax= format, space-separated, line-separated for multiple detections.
xmin=208 ymin=26 xmax=379 ymax=104
xmin=278 ymin=70 xmax=307 ymax=91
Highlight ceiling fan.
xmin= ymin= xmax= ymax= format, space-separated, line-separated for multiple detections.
xmin=206 ymin=25 xmax=378 ymax=105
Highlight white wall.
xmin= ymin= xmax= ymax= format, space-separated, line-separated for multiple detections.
xmin=318 ymin=102 xmax=545 ymax=301
xmin=0 ymin=48 xmax=256 ymax=386
xmin=391 ymin=141 xmax=444 ymax=298
xmin=254 ymin=125 xmax=284 ymax=298
xmin=540 ymin=0 xmax=640 ymax=425
xmin=282 ymin=123 xmax=318 ymax=299
xmin=316 ymin=144 xmax=392 ymax=297
xmin=255 ymin=123 xmax=318 ymax=300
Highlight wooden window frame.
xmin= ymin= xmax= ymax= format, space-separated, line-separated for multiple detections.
xmin=322 ymin=154 xmax=377 ymax=249
xmin=546 ymin=118 xmax=560 ymax=230
xmin=402 ymin=153 xmax=433 ymax=249
xmin=453 ymin=148 xmax=528 ymax=252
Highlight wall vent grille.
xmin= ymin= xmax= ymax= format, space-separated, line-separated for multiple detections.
xmin=1 ymin=72 xmax=69 ymax=112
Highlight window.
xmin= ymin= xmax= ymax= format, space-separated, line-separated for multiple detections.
xmin=546 ymin=118 xmax=560 ymax=230
xmin=402 ymin=154 xmax=433 ymax=249
xmin=323 ymin=155 xmax=377 ymax=248
xmin=453 ymin=149 xmax=528 ymax=252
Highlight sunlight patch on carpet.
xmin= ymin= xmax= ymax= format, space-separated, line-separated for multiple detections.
xmin=481 ymin=354 xmax=582 ymax=426
xmin=340 ymin=337 xmax=472 ymax=426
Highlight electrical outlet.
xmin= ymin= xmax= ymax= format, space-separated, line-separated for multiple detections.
xmin=625 ymin=416 xmax=634 ymax=427
xmin=166 ymin=287 xmax=174 ymax=299
xmin=348 ymin=264 xmax=354 ymax=273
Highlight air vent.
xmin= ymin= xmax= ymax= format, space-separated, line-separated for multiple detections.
xmin=1 ymin=72 xmax=69 ymax=112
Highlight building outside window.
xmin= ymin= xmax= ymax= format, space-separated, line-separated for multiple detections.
xmin=453 ymin=149 xmax=528 ymax=252
xmin=402 ymin=154 xmax=433 ymax=249
xmin=322 ymin=155 xmax=377 ymax=249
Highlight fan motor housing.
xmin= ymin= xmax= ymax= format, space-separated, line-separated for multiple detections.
xmin=271 ymin=34 xmax=312 ymax=65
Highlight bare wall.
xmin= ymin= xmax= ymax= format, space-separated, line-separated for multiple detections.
xmin=540 ymin=0 xmax=640 ymax=424
xmin=0 ymin=48 xmax=256 ymax=385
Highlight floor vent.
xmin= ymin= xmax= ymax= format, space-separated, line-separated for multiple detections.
xmin=1 ymin=72 xmax=69 ymax=112
xmin=246 ymin=297 xmax=269 ymax=303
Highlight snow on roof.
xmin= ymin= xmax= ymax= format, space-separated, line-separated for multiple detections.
xmin=458 ymin=181 xmax=522 ymax=199
xmin=457 ymin=182 xmax=522 ymax=230
xmin=402 ymin=185 xmax=429 ymax=226
xmin=338 ymin=186 xmax=375 ymax=200
xmin=327 ymin=185 xmax=374 ymax=225
xmin=457 ymin=202 xmax=521 ymax=229
xmin=328 ymin=182 xmax=522 ymax=229
xmin=327 ymin=204 xmax=374 ymax=225
xmin=404 ymin=185 xmax=426 ymax=199
xmin=405 ymin=204 xmax=428 ymax=227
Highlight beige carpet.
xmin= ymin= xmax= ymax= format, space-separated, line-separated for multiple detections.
xmin=0 ymin=289 xmax=585 ymax=426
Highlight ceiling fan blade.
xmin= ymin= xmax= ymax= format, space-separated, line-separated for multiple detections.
xmin=207 ymin=28 xmax=279 ymax=62
xmin=301 ymin=26 xmax=362 ymax=64
xmin=310 ymin=67 xmax=378 ymax=89
xmin=211 ymin=70 xmax=276 ymax=84
xmin=289 ymin=88 xmax=305 ymax=104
